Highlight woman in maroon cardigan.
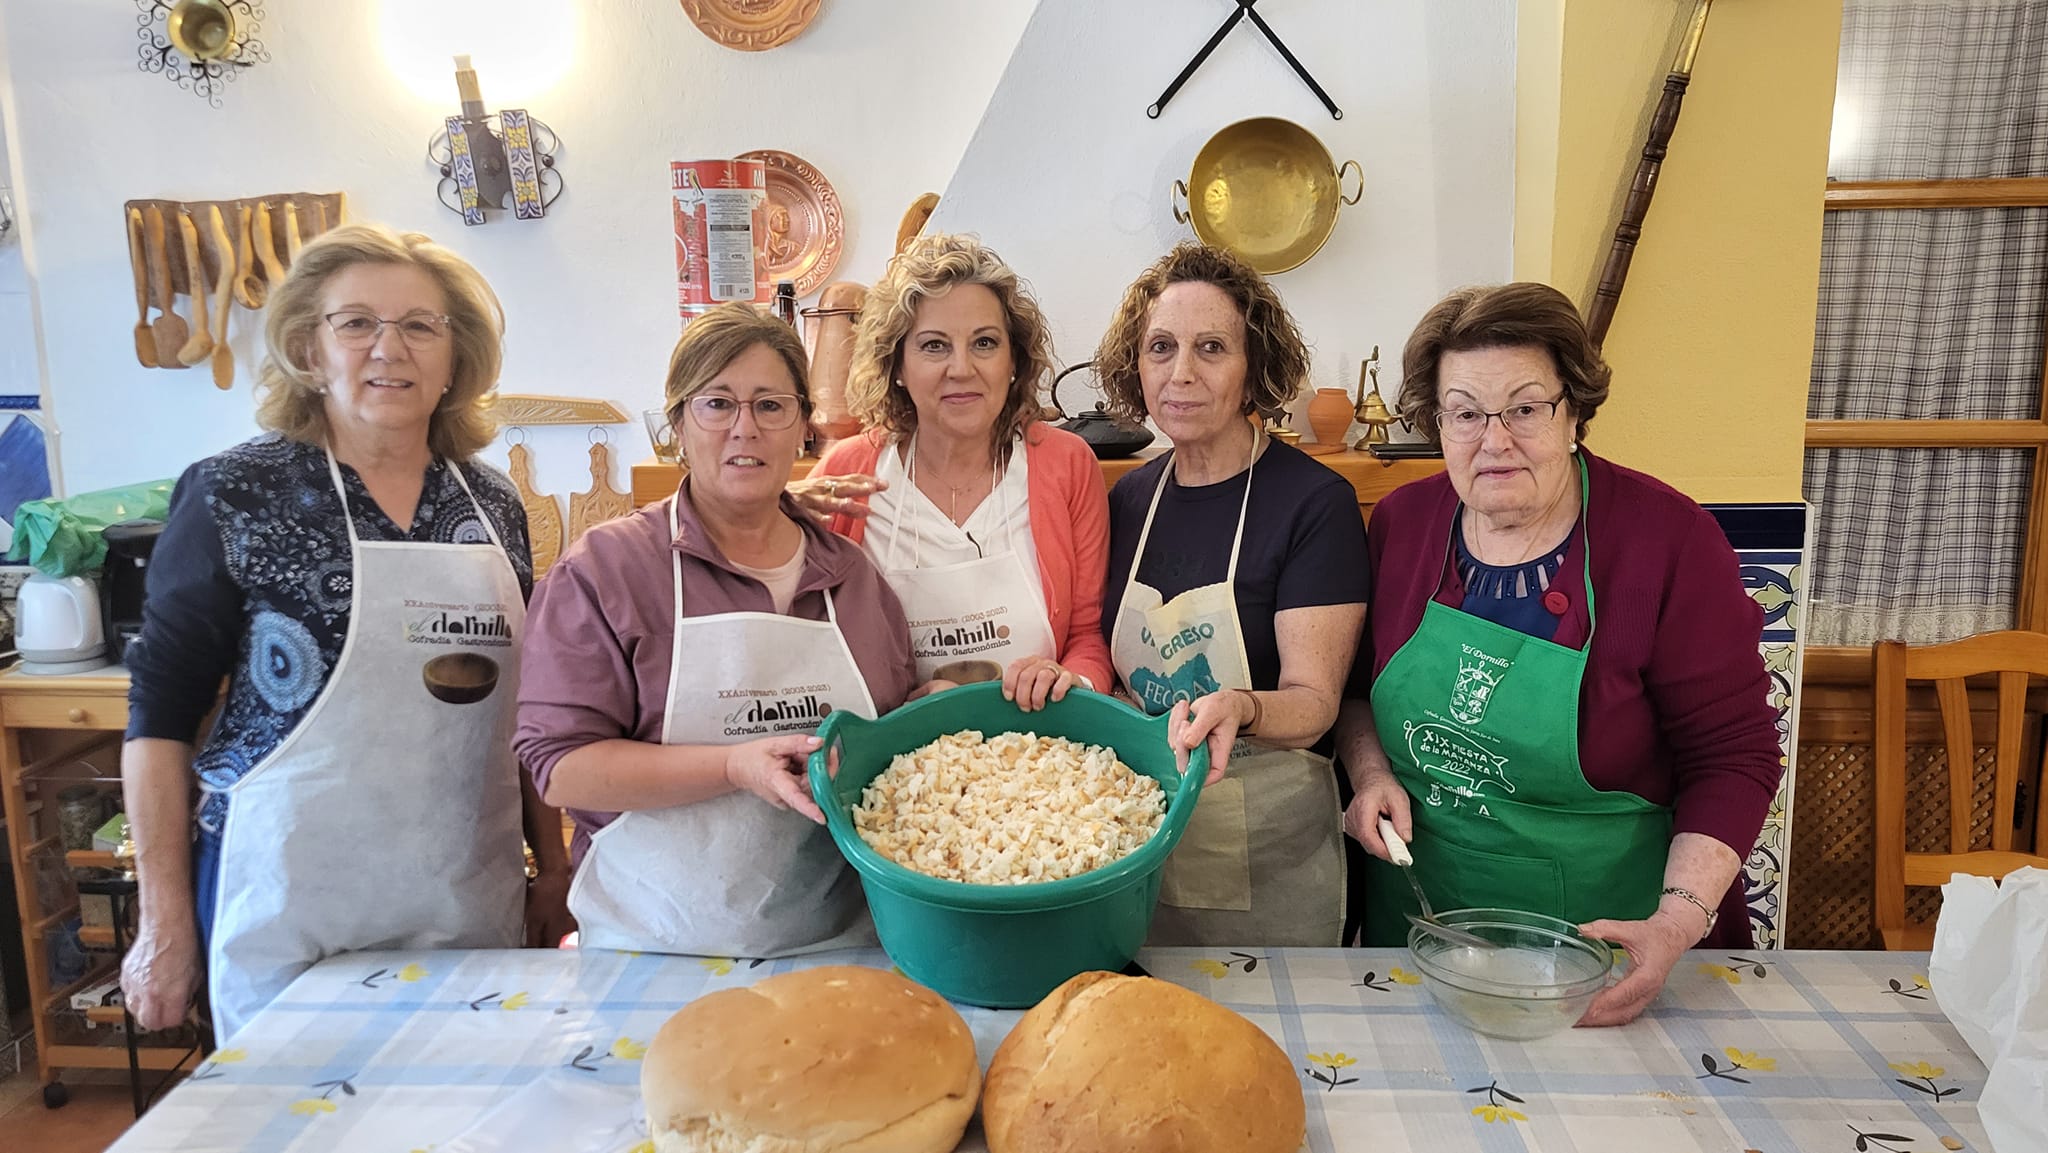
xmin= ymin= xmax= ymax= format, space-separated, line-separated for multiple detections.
xmin=1334 ymin=283 xmax=1781 ymax=1026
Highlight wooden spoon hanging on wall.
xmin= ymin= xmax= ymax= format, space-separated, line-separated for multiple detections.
xmin=175 ymin=210 xmax=213 ymax=366
xmin=127 ymin=207 xmax=158 ymax=368
xmin=145 ymin=206 xmax=189 ymax=365
xmin=253 ymin=201 xmax=288 ymax=286
xmin=208 ymin=205 xmax=237 ymax=389
xmin=234 ymin=203 xmax=266 ymax=309
xmin=568 ymin=439 xmax=631 ymax=544
xmin=284 ymin=203 xmax=303 ymax=263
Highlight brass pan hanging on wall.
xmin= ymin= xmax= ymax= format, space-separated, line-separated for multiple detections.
xmin=167 ymin=0 xmax=237 ymax=61
xmin=1170 ymin=117 xmax=1363 ymax=275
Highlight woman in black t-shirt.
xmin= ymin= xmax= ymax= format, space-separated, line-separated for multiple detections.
xmin=1096 ymin=243 xmax=1369 ymax=947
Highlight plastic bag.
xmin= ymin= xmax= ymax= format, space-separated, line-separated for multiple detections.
xmin=4 ymin=480 xmax=173 ymax=577
xmin=1930 ymin=867 xmax=2048 ymax=1153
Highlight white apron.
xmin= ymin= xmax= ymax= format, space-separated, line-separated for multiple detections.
xmin=873 ymin=436 xmax=1057 ymax=683
xmin=565 ymin=495 xmax=877 ymax=956
xmin=1109 ymin=436 xmax=1345 ymax=947
xmin=207 ymin=451 xmax=526 ymax=1041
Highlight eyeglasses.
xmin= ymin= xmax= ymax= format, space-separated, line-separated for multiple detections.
xmin=683 ymin=394 xmax=805 ymax=432
xmin=323 ymin=311 xmax=454 ymax=351
xmin=1436 ymin=396 xmax=1567 ymax=443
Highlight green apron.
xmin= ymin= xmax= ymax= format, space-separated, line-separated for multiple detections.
xmin=1361 ymin=456 xmax=1669 ymax=946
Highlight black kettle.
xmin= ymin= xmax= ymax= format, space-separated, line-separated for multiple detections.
xmin=1047 ymin=362 xmax=1155 ymax=460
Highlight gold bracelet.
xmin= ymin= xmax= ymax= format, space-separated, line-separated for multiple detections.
xmin=1238 ymin=689 xmax=1262 ymax=737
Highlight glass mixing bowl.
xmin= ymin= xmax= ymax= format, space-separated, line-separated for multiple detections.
xmin=1407 ymin=907 xmax=1615 ymax=1040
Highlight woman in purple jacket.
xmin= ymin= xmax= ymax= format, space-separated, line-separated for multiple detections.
xmin=1334 ymin=283 xmax=1781 ymax=1026
xmin=514 ymin=303 xmax=919 ymax=958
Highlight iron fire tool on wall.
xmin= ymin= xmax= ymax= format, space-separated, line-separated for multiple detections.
xmin=1147 ymin=0 xmax=1343 ymax=120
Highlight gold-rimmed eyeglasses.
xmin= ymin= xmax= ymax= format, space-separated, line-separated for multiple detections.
xmin=323 ymin=311 xmax=455 ymax=351
xmin=1437 ymin=397 xmax=1567 ymax=443
xmin=684 ymin=394 xmax=805 ymax=432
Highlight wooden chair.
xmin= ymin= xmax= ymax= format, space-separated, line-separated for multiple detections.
xmin=1874 ymin=631 xmax=2048 ymax=949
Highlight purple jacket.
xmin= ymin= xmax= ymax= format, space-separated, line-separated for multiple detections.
xmin=1362 ymin=451 xmax=1782 ymax=948
xmin=514 ymin=484 xmax=918 ymax=863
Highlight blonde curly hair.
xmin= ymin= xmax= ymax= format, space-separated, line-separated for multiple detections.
xmin=254 ymin=223 xmax=505 ymax=460
xmin=1093 ymin=242 xmax=1310 ymax=424
xmin=845 ymin=233 xmax=1051 ymax=463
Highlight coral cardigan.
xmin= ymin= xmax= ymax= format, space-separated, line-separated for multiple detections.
xmin=814 ymin=423 xmax=1115 ymax=692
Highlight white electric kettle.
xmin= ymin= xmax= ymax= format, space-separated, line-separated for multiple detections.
xmin=14 ymin=573 xmax=111 ymax=674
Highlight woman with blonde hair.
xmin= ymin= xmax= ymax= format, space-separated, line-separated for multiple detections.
xmin=808 ymin=233 xmax=1114 ymax=708
xmin=120 ymin=223 xmax=567 ymax=1041
xmin=1096 ymin=242 xmax=1368 ymax=946
xmin=516 ymin=302 xmax=917 ymax=956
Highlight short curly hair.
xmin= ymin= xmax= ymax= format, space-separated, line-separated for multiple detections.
xmin=1398 ymin=282 xmax=1610 ymax=445
xmin=254 ymin=223 xmax=504 ymax=461
xmin=845 ymin=233 xmax=1051 ymax=463
xmin=1093 ymin=242 xmax=1310 ymax=424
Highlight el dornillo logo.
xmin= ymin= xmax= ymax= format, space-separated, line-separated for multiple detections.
xmin=721 ymin=693 xmax=833 ymax=737
xmin=405 ymin=606 xmax=514 ymax=648
xmin=919 ymin=619 xmax=1011 ymax=656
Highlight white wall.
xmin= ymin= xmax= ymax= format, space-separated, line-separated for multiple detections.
xmin=933 ymin=0 xmax=1516 ymax=425
xmin=0 ymin=0 xmax=1034 ymax=499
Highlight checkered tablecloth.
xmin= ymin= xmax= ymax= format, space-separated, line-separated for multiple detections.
xmin=106 ymin=947 xmax=1990 ymax=1153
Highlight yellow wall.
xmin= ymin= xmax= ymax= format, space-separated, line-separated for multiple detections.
xmin=1517 ymin=0 xmax=1843 ymax=503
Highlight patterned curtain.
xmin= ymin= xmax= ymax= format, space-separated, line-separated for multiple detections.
xmin=1807 ymin=1 xmax=2048 ymax=646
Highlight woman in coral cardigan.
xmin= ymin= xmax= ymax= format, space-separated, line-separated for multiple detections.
xmin=807 ymin=234 xmax=1113 ymax=710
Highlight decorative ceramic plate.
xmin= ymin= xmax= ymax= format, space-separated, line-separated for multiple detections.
xmin=678 ymin=0 xmax=822 ymax=52
xmin=738 ymin=149 xmax=844 ymax=297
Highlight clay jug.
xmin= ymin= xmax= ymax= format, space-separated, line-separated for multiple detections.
xmin=1306 ymin=387 xmax=1353 ymax=448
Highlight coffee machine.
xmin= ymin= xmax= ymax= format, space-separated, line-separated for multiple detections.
xmin=101 ymin=519 xmax=163 ymax=666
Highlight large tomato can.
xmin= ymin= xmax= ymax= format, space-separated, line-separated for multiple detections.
xmin=672 ymin=158 xmax=769 ymax=324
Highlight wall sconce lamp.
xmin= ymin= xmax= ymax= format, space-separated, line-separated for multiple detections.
xmin=426 ymin=56 xmax=563 ymax=226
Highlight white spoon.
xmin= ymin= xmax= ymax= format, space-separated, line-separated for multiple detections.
xmin=1379 ymin=817 xmax=1496 ymax=951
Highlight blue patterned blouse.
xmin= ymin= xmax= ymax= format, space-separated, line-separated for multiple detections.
xmin=124 ymin=434 xmax=532 ymax=838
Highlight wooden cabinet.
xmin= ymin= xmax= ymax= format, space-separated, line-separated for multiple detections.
xmin=629 ymin=448 xmax=1443 ymax=523
xmin=0 ymin=668 xmax=201 ymax=1102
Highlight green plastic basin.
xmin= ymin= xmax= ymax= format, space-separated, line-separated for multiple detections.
xmin=808 ymin=682 xmax=1207 ymax=1007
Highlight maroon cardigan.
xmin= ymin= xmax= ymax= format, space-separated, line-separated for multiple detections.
xmin=1361 ymin=451 xmax=1782 ymax=948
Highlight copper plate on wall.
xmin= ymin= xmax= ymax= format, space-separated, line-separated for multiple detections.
xmin=678 ymin=0 xmax=822 ymax=52
xmin=738 ymin=148 xmax=844 ymax=297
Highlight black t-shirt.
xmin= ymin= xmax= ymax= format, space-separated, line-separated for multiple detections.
xmin=1103 ymin=439 xmax=1369 ymax=693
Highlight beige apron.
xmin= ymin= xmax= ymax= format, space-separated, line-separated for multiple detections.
xmin=873 ymin=436 xmax=1058 ymax=682
xmin=207 ymin=451 xmax=526 ymax=1041
xmin=565 ymin=495 xmax=878 ymax=956
xmin=1109 ymin=437 xmax=1345 ymax=946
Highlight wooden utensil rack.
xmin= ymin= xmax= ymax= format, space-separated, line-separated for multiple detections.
xmin=122 ymin=192 xmax=345 ymax=374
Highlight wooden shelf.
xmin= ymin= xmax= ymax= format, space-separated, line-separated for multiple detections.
xmin=43 ymin=963 xmax=117 ymax=1015
xmin=78 ymin=924 xmax=117 ymax=949
xmin=1825 ymin=177 xmax=2048 ymax=210
xmin=65 ymin=849 xmax=127 ymax=870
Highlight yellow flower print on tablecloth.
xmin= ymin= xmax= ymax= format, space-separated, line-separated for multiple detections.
xmin=1725 ymin=1048 xmax=1777 ymax=1072
xmin=289 ymin=1098 xmax=338 ymax=1116
xmin=698 ymin=958 xmax=735 ymax=976
xmin=1466 ymin=1080 xmax=1529 ymax=1121
xmin=1303 ymin=1053 xmax=1357 ymax=1091
xmin=1698 ymin=962 xmax=1742 ymax=984
xmin=501 ymin=992 xmax=531 ymax=1011
xmin=397 ymin=963 xmax=428 ymax=983
xmin=610 ymin=1037 xmax=648 ymax=1061
xmin=1388 ymin=967 xmax=1422 ymax=985
xmin=1190 ymin=959 xmax=1229 ymax=979
xmin=1888 ymin=1060 xmax=1961 ymax=1101
xmin=623 ymin=1141 xmax=656 ymax=1153
xmin=210 ymin=1048 xmax=247 ymax=1064
xmin=1472 ymin=1104 xmax=1529 ymax=1123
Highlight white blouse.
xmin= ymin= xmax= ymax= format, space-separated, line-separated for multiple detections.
xmin=864 ymin=437 xmax=1043 ymax=584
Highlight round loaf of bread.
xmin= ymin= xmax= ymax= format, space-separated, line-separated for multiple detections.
xmin=641 ymin=965 xmax=980 ymax=1153
xmin=983 ymin=970 xmax=1305 ymax=1153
